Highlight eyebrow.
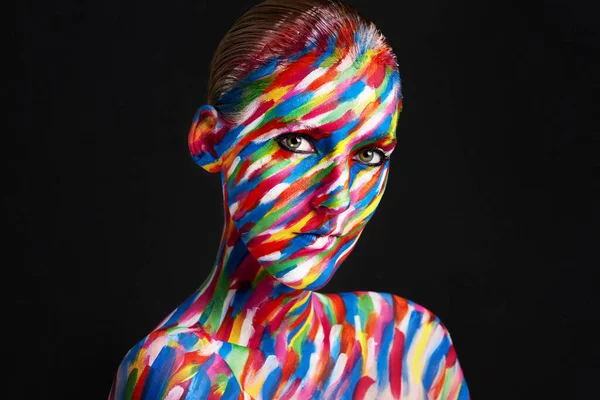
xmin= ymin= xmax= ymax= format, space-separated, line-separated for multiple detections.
xmin=355 ymin=136 xmax=397 ymax=153
xmin=358 ymin=129 xmax=397 ymax=145
xmin=293 ymin=124 xmax=396 ymax=149
xmin=368 ymin=131 xmax=396 ymax=143
xmin=293 ymin=125 xmax=333 ymax=140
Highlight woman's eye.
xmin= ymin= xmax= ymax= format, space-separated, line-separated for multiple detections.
xmin=277 ymin=134 xmax=316 ymax=154
xmin=353 ymin=148 xmax=386 ymax=166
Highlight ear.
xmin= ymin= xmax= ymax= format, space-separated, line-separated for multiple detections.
xmin=188 ymin=105 xmax=228 ymax=173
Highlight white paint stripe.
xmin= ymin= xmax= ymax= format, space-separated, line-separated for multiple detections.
xmin=239 ymin=155 xmax=271 ymax=183
xmin=238 ymin=307 xmax=257 ymax=346
xmin=325 ymin=168 xmax=349 ymax=195
xmin=229 ymin=201 xmax=239 ymax=217
xmin=356 ymin=85 xmax=375 ymax=104
xmin=332 ymin=241 xmax=356 ymax=267
xmin=351 ymin=166 xmax=378 ymax=191
xmin=253 ymin=127 xmax=289 ymax=144
xmin=281 ymin=257 xmax=317 ymax=283
xmin=147 ymin=335 xmax=168 ymax=366
xmin=220 ymin=289 xmax=236 ymax=326
xmin=165 ymin=386 xmax=184 ymax=400
xmin=261 ymin=183 xmax=289 ymax=204
xmin=227 ymin=156 xmax=241 ymax=177
xmin=336 ymin=51 xmax=356 ymax=72
xmin=329 ymin=353 xmax=348 ymax=384
xmin=258 ymin=252 xmax=281 ymax=262
xmin=295 ymin=67 xmax=327 ymax=91
xmin=313 ymin=81 xmax=336 ymax=98
xmin=238 ymin=97 xmax=262 ymax=124
xmin=354 ymin=109 xmax=385 ymax=139
xmin=238 ymin=112 xmax=265 ymax=139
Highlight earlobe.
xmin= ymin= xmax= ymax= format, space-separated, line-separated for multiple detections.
xmin=188 ymin=105 xmax=227 ymax=173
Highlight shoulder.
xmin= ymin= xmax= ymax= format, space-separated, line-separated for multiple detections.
xmin=371 ymin=293 xmax=469 ymax=400
xmin=313 ymin=291 xmax=449 ymax=350
xmin=336 ymin=292 xmax=458 ymax=367
xmin=315 ymin=290 xmax=443 ymax=329
xmin=109 ymin=325 xmax=244 ymax=400
xmin=346 ymin=292 xmax=469 ymax=399
xmin=315 ymin=291 xmax=469 ymax=398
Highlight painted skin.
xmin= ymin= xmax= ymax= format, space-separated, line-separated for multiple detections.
xmin=110 ymin=28 xmax=469 ymax=400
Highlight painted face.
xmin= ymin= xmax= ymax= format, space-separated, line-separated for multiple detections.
xmin=211 ymin=39 xmax=401 ymax=290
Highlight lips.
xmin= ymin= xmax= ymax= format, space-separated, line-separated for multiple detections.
xmin=293 ymin=233 xmax=339 ymax=249
xmin=294 ymin=219 xmax=342 ymax=238
xmin=294 ymin=232 xmax=342 ymax=238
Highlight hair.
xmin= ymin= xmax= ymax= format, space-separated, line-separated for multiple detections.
xmin=207 ymin=0 xmax=397 ymax=118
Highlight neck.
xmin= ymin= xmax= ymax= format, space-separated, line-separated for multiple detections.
xmin=161 ymin=213 xmax=315 ymax=349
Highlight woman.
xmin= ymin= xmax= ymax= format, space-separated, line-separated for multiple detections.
xmin=110 ymin=0 xmax=469 ymax=398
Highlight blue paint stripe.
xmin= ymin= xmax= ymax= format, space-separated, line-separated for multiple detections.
xmin=402 ymin=308 xmax=422 ymax=384
xmin=458 ymin=380 xmax=470 ymax=400
xmin=422 ymin=334 xmax=450 ymax=390
xmin=140 ymin=346 xmax=176 ymax=400
xmin=261 ymin=366 xmax=283 ymax=399
xmin=184 ymin=354 xmax=215 ymax=399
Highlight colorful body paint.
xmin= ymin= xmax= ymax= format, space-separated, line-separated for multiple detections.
xmin=110 ymin=231 xmax=468 ymax=399
xmin=110 ymin=5 xmax=469 ymax=399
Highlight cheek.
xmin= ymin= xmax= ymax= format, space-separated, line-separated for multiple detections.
xmin=225 ymin=142 xmax=319 ymax=233
xmin=343 ymin=164 xmax=389 ymax=229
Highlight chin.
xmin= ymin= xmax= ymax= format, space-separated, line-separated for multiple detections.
xmin=245 ymin=231 xmax=362 ymax=290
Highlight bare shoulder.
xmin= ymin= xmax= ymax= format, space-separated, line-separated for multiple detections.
xmin=315 ymin=290 xmax=452 ymax=337
xmin=109 ymin=324 xmax=245 ymax=400
xmin=313 ymin=291 xmax=468 ymax=398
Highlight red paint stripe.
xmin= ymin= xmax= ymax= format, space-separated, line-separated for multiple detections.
xmin=392 ymin=295 xmax=409 ymax=322
xmin=302 ymin=97 xmax=338 ymax=120
xmin=389 ymin=329 xmax=405 ymax=399
xmin=271 ymin=52 xmax=318 ymax=88
xmin=353 ymin=376 xmax=376 ymax=400
xmin=307 ymin=66 xmax=340 ymax=92
xmin=319 ymin=109 xmax=356 ymax=133
xmin=366 ymin=61 xmax=386 ymax=88
xmin=243 ymin=99 xmax=275 ymax=126
xmin=279 ymin=378 xmax=301 ymax=400
xmin=430 ymin=366 xmax=447 ymax=399
xmin=131 ymin=365 xmax=150 ymax=400
xmin=446 ymin=344 xmax=457 ymax=367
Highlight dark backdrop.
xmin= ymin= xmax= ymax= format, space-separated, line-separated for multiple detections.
xmin=11 ymin=0 xmax=598 ymax=398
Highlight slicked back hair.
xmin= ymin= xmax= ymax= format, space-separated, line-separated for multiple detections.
xmin=207 ymin=0 xmax=397 ymax=120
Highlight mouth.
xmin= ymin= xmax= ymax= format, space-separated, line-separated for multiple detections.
xmin=294 ymin=232 xmax=342 ymax=239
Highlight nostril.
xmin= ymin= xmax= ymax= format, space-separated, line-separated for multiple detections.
xmin=310 ymin=191 xmax=351 ymax=215
xmin=310 ymin=193 xmax=327 ymax=209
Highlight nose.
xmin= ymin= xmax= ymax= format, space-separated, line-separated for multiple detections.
xmin=310 ymin=162 xmax=351 ymax=215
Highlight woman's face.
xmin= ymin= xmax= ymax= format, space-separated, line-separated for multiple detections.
xmin=218 ymin=44 xmax=402 ymax=290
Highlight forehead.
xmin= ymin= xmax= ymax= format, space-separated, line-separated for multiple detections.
xmin=219 ymin=38 xmax=402 ymax=154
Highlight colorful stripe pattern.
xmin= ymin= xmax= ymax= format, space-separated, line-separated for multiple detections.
xmin=197 ymin=26 xmax=402 ymax=291
xmin=110 ymin=21 xmax=469 ymax=400
xmin=110 ymin=265 xmax=469 ymax=399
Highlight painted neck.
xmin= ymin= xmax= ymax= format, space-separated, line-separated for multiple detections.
xmin=174 ymin=212 xmax=314 ymax=348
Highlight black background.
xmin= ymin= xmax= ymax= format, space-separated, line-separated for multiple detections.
xmin=10 ymin=0 xmax=598 ymax=398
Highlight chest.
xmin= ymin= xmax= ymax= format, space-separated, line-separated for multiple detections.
xmin=218 ymin=322 xmax=409 ymax=400
xmin=123 ymin=296 xmax=435 ymax=399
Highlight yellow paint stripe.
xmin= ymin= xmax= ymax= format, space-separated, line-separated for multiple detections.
xmin=411 ymin=320 xmax=434 ymax=379
xmin=265 ymin=212 xmax=314 ymax=243
xmin=229 ymin=315 xmax=245 ymax=343
xmin=170 ymin=363 xmax=200 ymax=384
xmin=264 ymin=84 xmax=295 ymax=103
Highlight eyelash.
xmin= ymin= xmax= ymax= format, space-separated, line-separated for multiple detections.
xmin=276 ymin=133 xmax=390 ymax=166
xmin=354 ymin=147 xmax=389 ymax=166
xmin=276 ymin=133 xmax=317 ymax=154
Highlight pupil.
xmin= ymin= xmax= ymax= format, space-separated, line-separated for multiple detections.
xmin=290 ymin=137 xmax=300 ymax=147
xmin=362 ymin=150 xmax=373 ymax=160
